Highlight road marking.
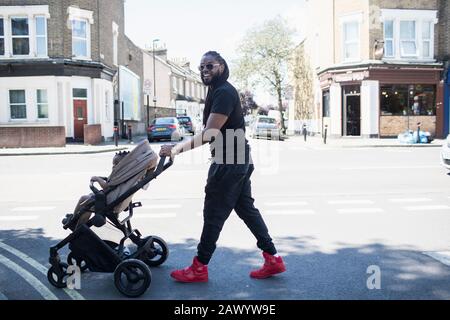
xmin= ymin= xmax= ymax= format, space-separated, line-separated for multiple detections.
xmin=264 ymin=201 xmax=308 ymax=207
xmin=265 ymin=210 xmax=315 ymax=216
xmin=337 ymin=208 xmax=384 ymax=214
xmin=11 ymin=207 xmax=55 ymax=212
xmin=143 ymin=204 xmax=182 ymax=209
xmin=340 ymin=165 xmax=440 ymax=171
xmin=389 ymin=198 xmax=432 ymax=203
xmin=134 ymin=213 xmax=177 ymax=218
xmin=423 ymin=252 xmax=450 ymax=267
xmin=0 ymin=291 xmax=7 ymax=300
xmin=0 ymin=216 xmax=39 ymax=221
xmin=328 ymin=200 xmax=374 ymax=205
xmin=0 ymin=241 xmax=85 ymax=300
xmin=0 ymin=253 xmax=58 ymax=300
xmin=404 ymin=205 xmax=450 ymax=211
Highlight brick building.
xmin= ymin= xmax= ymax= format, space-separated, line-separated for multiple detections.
xmin=0 ymin=0 xmax=144 ymax=147
xmin=304 ymin=0 xmax=447 ymax=139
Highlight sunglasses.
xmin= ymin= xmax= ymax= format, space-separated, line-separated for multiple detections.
xmin=198 ymin=63 xmax=221 ymax=71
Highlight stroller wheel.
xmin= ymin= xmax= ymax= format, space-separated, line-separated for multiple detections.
xmin=47 ymin=263 xmax=69 ymax=288
xmin=67 ymin=252 xmax=89 ymax=273
xmin=139 ymin=236 xmax=169 ymax=267
xmin=114 ymin=259 xmax=151 ymax=298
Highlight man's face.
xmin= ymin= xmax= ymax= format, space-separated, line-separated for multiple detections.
xmin=199 ymin=55 xmax=224 ymax=86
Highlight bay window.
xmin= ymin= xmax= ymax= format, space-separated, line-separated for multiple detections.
xmin=384 ymin=20 xmax=394 ymax=58
xmin=399 ymin=21 xmax=416 ymax=57
xmin=37 ymin=89 xmax=48 ymax=119
xmin=9 ymin=90 xmax=27 ymax=120
xmin=422 ymin=21 xmax=432 ymax=59
xmin=35 ymin=16 xmax=47 ymax=56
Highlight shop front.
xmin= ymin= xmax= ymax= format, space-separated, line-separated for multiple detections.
xmin=319 ymin=64 xmax=444 ymax=138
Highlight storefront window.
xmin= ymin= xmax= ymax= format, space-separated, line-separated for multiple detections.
xmin=380 ymin=84 xmax=435 ymax=116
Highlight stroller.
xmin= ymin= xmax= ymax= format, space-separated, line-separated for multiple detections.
xmin=47 ymin=140 xmax=173 ymax=297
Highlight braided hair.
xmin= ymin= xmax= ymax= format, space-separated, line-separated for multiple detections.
xmin=202 ymin=51 xmax=230 ymax=126
xmin=113 ymin=150 xmax=130 ymax=165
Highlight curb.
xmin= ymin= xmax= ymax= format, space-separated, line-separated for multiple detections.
xmin=0 ymin=146 xmax=129 ymax=157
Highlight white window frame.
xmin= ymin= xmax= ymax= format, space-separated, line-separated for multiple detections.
xmin=399 ymin=20 xmax=417 ymax=58
xmin=36 ymin=89 xmax=49 ymax=120
xmin=68 ymin=6 xmax=93 ymax=61
xmin=383 ymin=20 xmax=395 ymax=58
xmin=35 ymin=15 xmax=47 ymax=57
xmin=112 ymin=21 xmax=119 ymax=66
xmin=339 ymin=13 xmax=363 ymax=63
xmin=422 ymin=21 xmax=432 ymax=59
xmin=381 ymin=9 xmax=438 ymax=61
xmin=9 ymin=89 xmax=27 ymax=121
xmin=0 ymin=17 xmax=4 ymax=56
xmin=10 ymin=16 xmax=30 ymax=57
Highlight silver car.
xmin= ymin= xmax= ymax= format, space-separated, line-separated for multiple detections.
xmin=441 ymin=134 xmax=450 ymax=170
xmin=251 ymin=115 xmax=281 ymax=140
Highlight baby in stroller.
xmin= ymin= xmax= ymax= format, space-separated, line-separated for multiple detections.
xmin=69 ymin=151 xmax=130 ymax=229
xmin=49 ymin=140 xmax=174 ymax=298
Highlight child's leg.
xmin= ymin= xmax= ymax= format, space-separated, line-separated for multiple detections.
xmin=74 ymin=195 xmax=91 ymax=215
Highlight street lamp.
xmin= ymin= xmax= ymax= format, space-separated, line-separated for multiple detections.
xmin=152 ymin=39 xmax=159 ymax=111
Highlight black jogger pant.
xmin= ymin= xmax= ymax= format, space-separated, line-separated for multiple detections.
xmin=197 ymin=162 xmax=277 ymax=265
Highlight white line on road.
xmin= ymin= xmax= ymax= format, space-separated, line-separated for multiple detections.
xmin=423 ymin=252 xmax=450 ymax=267
xmin=264 ymin=201 xmax=308 ymax=207
xmin=0 ymin=253 xmax=58 ymax=300
xmin=389 ymin=198 xmax=432 ymax=203
xmin=328 ymin=200 xmax=374 ymax=205
xmin=0 ymin=291 xmax=7 ymax=300
xmin=337 ymin=208 xmax=384 ymax=214
xmin=11 ymin=207 xmax=55 ymax=212
xmin=142 ymin=204 xmax=182 ymax=209
xmin=265 ymin=210 xmax=315 ymax=216
xmin=0 ymin=241 xmax=84 ymax=300
xmin=0 ymin=216 xmax=39 ymax=221
xmin=404 ymin=205 xmax=450 ymax=211
xmin=134 ymin=213 xmax=177 ymax=219
xmin=340 ymin=165 xmax=440 ymax=171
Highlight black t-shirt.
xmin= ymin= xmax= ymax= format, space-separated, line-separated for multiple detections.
xmin=205 ymin=81 xmax=249 ymax=164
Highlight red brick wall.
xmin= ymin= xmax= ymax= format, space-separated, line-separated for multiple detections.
xmin=0 ymin=127 xmax=66 ymax=148
xmin=84 ymin=124 xmax=102 ymax=145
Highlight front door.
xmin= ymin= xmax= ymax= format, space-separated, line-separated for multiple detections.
xmin=73 ymin=99 xmax=87 ymax=141
xmin=344 ymin=95 xmax=361 ymax=136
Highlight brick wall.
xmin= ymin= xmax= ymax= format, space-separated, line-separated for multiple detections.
xmin=438 ymin=0 xmax=450 ymax=60
xmin=380 ymin=115 xmax=436 ymax=137
xmin=83 ymin=124 xmax=102 ymax=145
xmin=0 ymin=127 xmax=66 ymax=148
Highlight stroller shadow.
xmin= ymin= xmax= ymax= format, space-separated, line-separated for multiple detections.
xmin=1 ymin=229 xmax=450 ymax=300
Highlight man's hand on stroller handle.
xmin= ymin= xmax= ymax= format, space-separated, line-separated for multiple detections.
xmin=160 ymin=144 xmax=179 ymax=159
xmin=90 ymin=176 xmax=108 ymax=190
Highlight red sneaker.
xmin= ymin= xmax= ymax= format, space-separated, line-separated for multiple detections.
xmin=250 ymin=252 xmax=286 ymax=279
xmin=170 ymin=256 xmax=208 ymax=283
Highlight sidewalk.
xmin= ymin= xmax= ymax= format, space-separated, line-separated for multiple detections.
xmin=0 ymin=136 xmax=149 ymax=156
xmin=0 ymin=134 xmax=445 ymax=156
xmin=284 ymin=135 xmax=445 ymax=148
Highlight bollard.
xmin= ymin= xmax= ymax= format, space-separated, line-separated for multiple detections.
xmin=128 ymin=125 xmax=132 ymax=143
xmin=113 ymin=126 xmax=119 ymax=147
xmin=303 ymin=124 xmax=307 ymax=142
xmin=417 ymin=122 xmax=421 ymax=144
xmin=324 ymin=125 xmax=328 ymax=144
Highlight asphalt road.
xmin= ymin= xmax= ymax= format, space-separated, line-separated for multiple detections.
xmin=1 ymin=137 xmax=450 ymax=300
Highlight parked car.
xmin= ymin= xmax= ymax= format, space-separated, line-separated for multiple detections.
xmin=177 ymin=116 xmax=195 ymax=135
xmin=441 ymin=134 xmax=450 ymax=170
xmin=147 ymin=117 xmax=184 ymax=142
xmin=251 ymin=115 xmax=281 ymax=140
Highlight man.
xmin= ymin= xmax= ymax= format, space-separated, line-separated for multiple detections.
xmin=159 ymin=51 xmax=286 ymax=283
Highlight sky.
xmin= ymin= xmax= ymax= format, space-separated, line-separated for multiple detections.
xmin=124 ymin=0 xmax=308 ymax=104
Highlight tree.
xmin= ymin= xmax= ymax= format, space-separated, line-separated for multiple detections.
xmin=239 ymin=90 xmax=259 ymax=115
xmin=292 ymin=43 xmax=314 ymax=122
xmin=233 ymin=16 xmax=296 ymax=134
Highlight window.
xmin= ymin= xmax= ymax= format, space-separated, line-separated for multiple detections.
xmin=9 ymin=90 xmax=27 ymax=119
xmin=343 ymin=21 xmax=359 ymax=61
xmin=384 ymin=20 xmax=394 ymax=57
xmin=11 ymin=17 xmax=29 ymax=55
xmin=0 ymin=18 xmax=4 ymax=56
xmin=380 ymin=84 xmax=436 ymax=116
xmin=36 ymin=89 xmax=48 ymax=119
xmin=322 ymin=91 xmax=330 ymax=117
xmin=422 ymin=21 xmax=432 ymax=58
xmin=35 ymin=16 xmax=47 ymax=56
xmin=73 ymin=88 xmax=87 ymax=98
xmin=400 ymin=21 xmax=416 ymax=57
xmin=72 ymin=19 xmax=88 ymax=58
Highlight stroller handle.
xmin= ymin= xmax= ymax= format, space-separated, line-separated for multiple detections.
xmin=154 ymin=156 xmax=174 ymax=177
